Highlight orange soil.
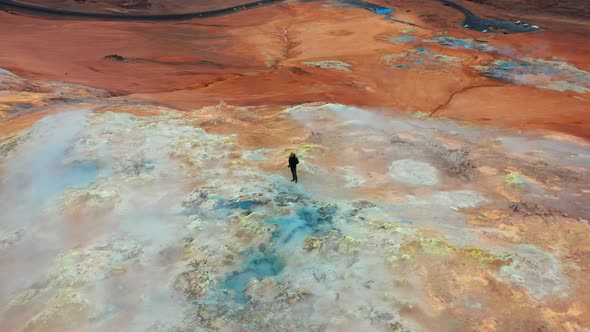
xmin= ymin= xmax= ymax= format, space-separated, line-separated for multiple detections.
xmin=0 ymin=0 xmax=589 ymax=138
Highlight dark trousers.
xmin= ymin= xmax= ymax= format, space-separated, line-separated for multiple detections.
xmin=290 ymin=166 xmax=297 ymax=182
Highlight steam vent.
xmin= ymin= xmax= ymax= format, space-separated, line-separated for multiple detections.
xmin=1 ymin=0 xmax=589 ymax=331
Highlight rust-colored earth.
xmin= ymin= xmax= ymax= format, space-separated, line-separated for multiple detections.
xmin=1 ymin=0 xmax=589 ymax=137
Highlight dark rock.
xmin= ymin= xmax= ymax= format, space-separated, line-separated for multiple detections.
xmin=117 ymin=0 xmax=151 ymax=9
xmin=104 ymin=54 xmax=127 ymax=62
xmin=509 ymin=201 xmax=553 ymax=217
xmin=288 ymin=67 xmax=310 ymax=75
xmin=352 ymin=200 xmax=376 ymax=209
xmin=429 ymin=142 xmax=476 ymax=181
xmin=182 ymin=188 xmax=210 ymax=214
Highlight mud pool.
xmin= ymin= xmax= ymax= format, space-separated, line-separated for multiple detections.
xmin=1 ymin=96 xmax=589 ymax=331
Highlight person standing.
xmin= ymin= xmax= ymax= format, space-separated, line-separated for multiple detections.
xmin=288 ymin=152 xmax=299 ymax=183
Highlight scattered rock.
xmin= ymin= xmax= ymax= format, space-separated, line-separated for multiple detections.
xmin=274 ymin=282 xmax=306 ymax=305
xmin=428 ymin=142 xmax=476 ymax=180
xmin=0 ymin=228 xmax=24 ymax=249
xmin=0 ymin=131 xmax=31 ymax=157
xmin=303 ymin=236 xmax=327 ymax=251
xmin=302 ymin=60 xmax=352 ymax=72
xmin=182 ymin=188 xmax=210 ymax=214
xmin=174 ymin=260 xmax=211 ymax=300
xmin=352 ymin=200 xmax=376 ymax=209
xmin=509 ymin=201 xmax=552 ymax=217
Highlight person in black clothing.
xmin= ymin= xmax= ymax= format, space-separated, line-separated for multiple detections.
xmin=288 ymin=152 xmax=299 ymax=183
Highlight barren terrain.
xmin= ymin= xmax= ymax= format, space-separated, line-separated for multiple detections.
xmin=1 ymin=0 xmax=589 ymax=331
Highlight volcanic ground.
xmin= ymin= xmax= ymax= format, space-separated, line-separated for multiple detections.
xmin=0 ymin=0 xmax=589 ymax=331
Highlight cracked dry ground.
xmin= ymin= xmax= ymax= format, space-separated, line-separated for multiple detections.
xmin=1 ymin=0 xmax=590 ymax=331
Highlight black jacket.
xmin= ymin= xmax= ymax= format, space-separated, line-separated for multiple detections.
xmin=288 ymin=156 xmax=299 ymax=168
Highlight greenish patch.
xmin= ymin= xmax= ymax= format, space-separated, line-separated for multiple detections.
xmin=462 ymin=247 xmax=513 ymax=266
xmin=417 ymin=236 xmax=455 ymax=255
xmin=410 ymin=112 xmax=429 ymax=119
xmin=396 ymin=234 xmax=512 ymax=270
xmin=57 ymin=250 xmax=83 ymax=266
xmin=387 ymin=253 xmax=413 ymax=264
xmin=8 ymin=288 xmax=42 ymax=307
xmin=294 ymin=143 xmax=324 ymax=158
xmin=400 ymin=234 xmax=455 ymax=258
xmin=369 ymin=220 xmax=412 ymax=234
xmin=503 ymin=173 xmax=525 ymax=191
xmin=235 ymin=212 xmax=270 ymax=240
xmin=338 ymin=235 xmax=361 ymax=253
xmin=303 ymin=236 xmax=327 ymax=251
